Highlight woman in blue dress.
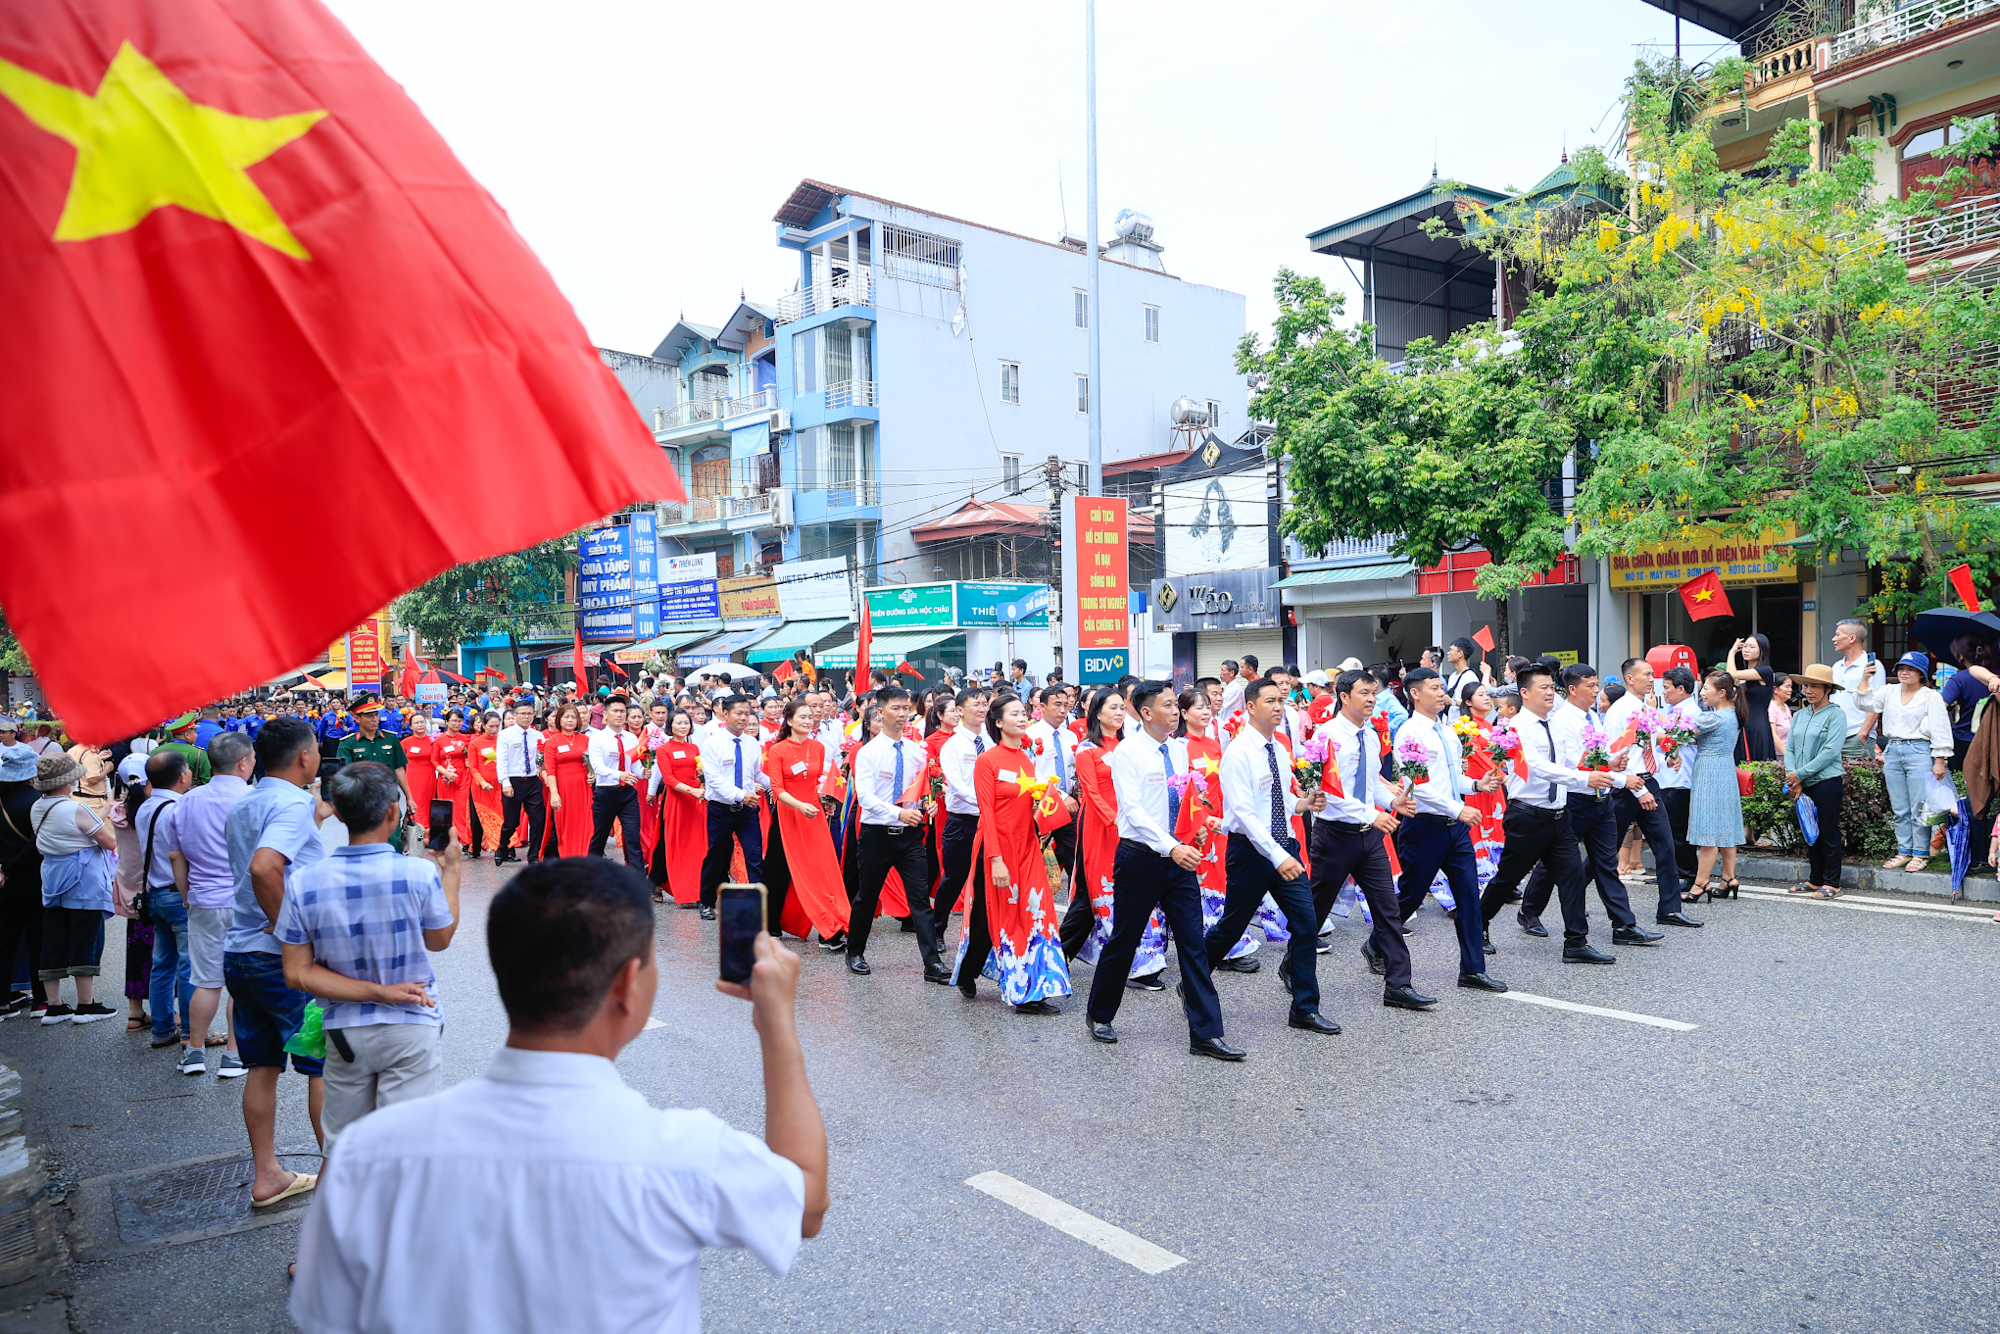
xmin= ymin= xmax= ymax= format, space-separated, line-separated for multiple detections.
xmin=1687 ymin=671 xmax=1747 ymax=902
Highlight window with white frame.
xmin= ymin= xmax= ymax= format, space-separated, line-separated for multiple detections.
xmin=1207 ymin=399 xmax=1221 ymax=430
xmin=1144 ymin=304 xmax=1159 ymax=343
xmin=999 ymin=361 xmax=1020 ymax=405
xmin=1074 ymin=462 xmax=1087 ymax=491
xmin=1075 ymin=373 xmax=1089 ymax=414
xmin=1002 ymin=454 xmax=1021 ymax=491
xmin=1073 ymin=289 xmax=1088 ymax=329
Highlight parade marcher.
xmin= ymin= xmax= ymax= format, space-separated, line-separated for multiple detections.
xmin=697 ymin=696 xmax=769 ymax=922
xmin=1083 ymin=683 xmax=1239 ymax=1060
xmin=948 ymin=695 xmax=1070 ymax=1012
xmin=647 ymin=711 xmax=705 ymax=907
xmin=466 ymin=712 xmax=513 ymax=858
xmin=1203 ymin=677 xmax=1339 ymax=1033
xmin=846 ymin=687 xmax=947 ymax=981
xmin=336 ymin=698 xmax=413 ymax=815
xmin=1389 ymin=669 xmax=1507 ymax=997
xmin=1655 ymin=668 xmax=1702 ymax=889
xmin=1027 ymin=686 xmax=1080 ymax=894
xmin=762 ymin=699 xmax=848 ymax=945
xmin=1177 ymin=688 xmax=1257 ymax=970
xmin=1061 ymin=687 xmax=1125 ymax=963
xmin=932 ymin=688 xmax=991 ymax=942
xmin=31 ymin=753 xmax=119 ymax=1024
xmin=1307 ymin=670 xmax=1417 ymax=994
xmin=1688 ymin=672 xmax=1748 ymax=902
xmin=494 ymin=702 xmax=545 ymax=866
xmin=584 ymin=698 xmax=644 ymax=868
xmin=538 ymin=702 xmax=594 ymax=860
xmin=636 ymin=701 xmax=674 ymax=874
xmin=1476 ymin=663 xmax=1617 ymax=964
xmin=399 ymin=715 xmax=439 ymax=844
xmin=1605 ymin=657 xmax=1702 ymax=928
xmin=433 ymin=709 xmax=474 ymax=854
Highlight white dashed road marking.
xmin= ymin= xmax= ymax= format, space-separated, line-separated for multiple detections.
xmin=966 ymin=1171 xmax=1187 ymax=1274
xmin=1497 ymin=991 xmax=1699 ymax=1032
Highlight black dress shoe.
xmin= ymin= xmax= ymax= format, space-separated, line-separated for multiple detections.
xmin=698 ymin=906 xmax=717 ymax=920
xmin=924 ymin=968 xmax=953 ymax=985
xmin=1360 ymin=941 xmax=1386 ymax=976
xmin=1457 ymin=972 xmax=1509 ymax=993
xmin=1482 ymin=930 xmax=1497 ymax=956
xmin=1562 ymin=944 xmax=1616 ymax=964
xmin=1088 ymin=1020 xmax=1118 ymax=1043
xmin=1214 ymin=955 xmax=1260 ymax=974
xmin=1287 ymin=1011 xmax=1342 ymax=1035
xmin=846 ymin=955 xmax=872 ymax=975
xmin=677 ymin=901 xmax=701 ymax=910
xmin=1315 ymin=933 xmax=1333 ymax=955
xmin=897 ymin=917 xmax=917 ymax=933
xmin=1382 ymin=984 xmax=1438 ymax=1010
xmin=1126 ymin=973 xmax=1166 ymax=991
xmin=1516 ymin=912 xmax=1547 ymax=938
xmin=1014 ymin=999 xmax=1059 ymax=1015
xmin=1189 ymin=1036 xmax=1246 ymax=1061
xmin=1656 ymin=911 xmax=1704 ymax=928
xmin=1277 ymin=958 xmax=1294 ymax=992
xmin=818 ymin=931 xmax=847 ymax=952
xmin=1612 ymin=924 xmax=1663 ymax=945
xmin=958 ymin=976 xmax=977 ymax=998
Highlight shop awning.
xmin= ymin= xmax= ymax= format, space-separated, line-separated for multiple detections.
xmin=1272 ymin=562 xmax=1415 ymax=588
xmin=816 ymin=629 xmax=959 ymax=668
xmin=678 ymin=622 xmax=783 ymax=667
xmin=744 ymin=618 xmax=850 ymax=664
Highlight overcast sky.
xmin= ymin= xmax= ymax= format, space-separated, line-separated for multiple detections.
xmin=323 ymin=0 xmax=1712 ymax=356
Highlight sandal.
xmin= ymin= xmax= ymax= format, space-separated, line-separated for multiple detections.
xmin=1723 ymin=878 xmax=1740 ymax=900
xmin=1814 ymin=884 xmax=1844 ymax=899
xmin=1787 ymin=882 xmax=1816 ymax=894
xmin=1683 ymin=880 xmax=1714 ymax=904
xmin=126 ymin=1017 xmax=145 ymax=1032
xmin=251 ymin=1172 xmax=318 ymax=1209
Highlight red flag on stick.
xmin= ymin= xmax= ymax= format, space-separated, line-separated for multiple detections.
xmin=1472 ymin=624 xmax=1496 ymax=654
xmin=0 ymin=2 xmax=683 ymax=741
xmin=1677 ymin=569 xmax=1734 ymax=621
xmin=1948 ymin=563 xmax=1983 ymax=613
xmin=853 ymin=599 xmax=872 ymax=692
xmin=573 ymin=624 xmax=587 ymax=690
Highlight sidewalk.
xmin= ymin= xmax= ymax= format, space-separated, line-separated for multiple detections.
xmin=0 ymin=925 xmax=316 ymax=1333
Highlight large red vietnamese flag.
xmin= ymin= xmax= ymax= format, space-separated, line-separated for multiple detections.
xmin=0 ymin=2 xmax=683 ymax=741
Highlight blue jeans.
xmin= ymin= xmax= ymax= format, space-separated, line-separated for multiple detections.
xmin=1881 ymin=738 xmax=1935 ymax=857
xmin=147 ymin=889 xmax=193 ymax=1040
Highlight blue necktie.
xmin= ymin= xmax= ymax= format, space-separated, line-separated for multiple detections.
xmin=1054 ymin=735 xmax=1066 ymax=783
xmin=733 ymin=737 xmax=743 ymax=789
xmin=1265 ymin=741 xmax=1291 ymax=848
xmin=892 ymin=741 xmax=904 ymax=807
xmin=1161 ymin=742 xmax=1179 ymax=831
xmin=974 ymin=735 xmax=985 ymax=755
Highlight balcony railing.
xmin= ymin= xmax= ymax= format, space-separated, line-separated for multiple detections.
xmin=660 ymin=488 xmax=791 ymax=528
xmin=1296 ymin=533 xmax=1401 ymax=563
xmin=723 ymin=388 xmax=778 ymax=418
xmin=773 ymin=273 xmax=873 ymax=325
xmin=1749 ymin=35 xmax=1816 ymax=89
xmin=1898 ymin=189 xmax=2000 ymax=264
xmin=809 ymin=480 xmax=882 ymax=509
xmin=825 ymin=379 xmax=877 ymax=410
xmin=1831 ymin=0 xmax=2000 ymax=63
xmin=657 ymin=398 xmax=721 ymax=432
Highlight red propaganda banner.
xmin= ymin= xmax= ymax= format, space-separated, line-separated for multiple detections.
xmin=345 ymin=629 xmax=382 ymax=692
xmin=0 ymin=2 xmax=684 ymax=741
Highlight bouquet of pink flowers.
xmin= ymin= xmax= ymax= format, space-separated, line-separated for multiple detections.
xmin=1392 ymin=734 xmax=1432 ymax=784
xmin=1579 ymin=720 xmax=1612 ymax=799
xmin=1656 ymin=712 xmax=1697 ymax=767
xmin=1487 ymin=723 xmax=1520 ymax=768
xmin=1293 ymin=736 xmax=1329 ymax=792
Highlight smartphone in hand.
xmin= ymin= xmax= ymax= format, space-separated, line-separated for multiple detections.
xmin=426 ymin=799 xmax=455 ymax=853
xmin=718 ymin=882 xmax=767 ymax=984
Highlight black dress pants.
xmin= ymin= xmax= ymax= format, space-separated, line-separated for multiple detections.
xmin=1305 ymin=819 xmax=1410 ymax=989
xmin=1523 ymin=796 xmax=1637 ymax=929
xmin=1613 ymin=776 xmax=1684 ymax=917
xmin=760 ymin=810 xmax=793 ymax=936
xmin=1085 ymin=841 xmax=1222 ymax=1039
xmin=498 ymin=782 xmax=546 ymax=862
xmin=1479 ymin=803 xmax=1592 ymax=946
xmin=1804 ymin=777 xmax=1845 ymax=887
xmin=934 ymin=812 xmax=979 ymax=940
xmin=1206 ymin=832 xmax=1321 ymax=1017
xmin=1059 ymin=819 xmax=1100 ymax=960
xmin=1394 ymin=814 xmax=1488 ymax=978
xmin=1658 ymin=786 xmax=1697 ymax=881
xmin=849 ymin=823 xmax=941 ymax=966
xmin=700 ymin=801 xmax=764 ymax=908
xmin=589 ymin=785 xmax=643 ymax=868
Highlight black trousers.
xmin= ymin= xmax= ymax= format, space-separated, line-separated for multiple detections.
xmin=950 ymin=853 xmax=992 ymax=991
xmin=700 ymin=801 xmax=764 ymax=908
xmin=1479 ymin=803 xmax=1591 ymax=946
xmin=1059 ymin=819 xmax=1100 ymax=960
xmin=1086 ymin=841 xmax=1222 ymax=1039
xmin=1047 ymin=822 xmax=1076 ymax=877
xmin=1207 ymin=833 xmax=1321 ymax=1017
xmin=1613 ymin=776 xmax=1683 ymax=917
xmin=498 ymin=781 xmax=546 ymax=862
xmin=759 ymin=810 xmax=793 ymax=936
xmin=1394 ymin=814 xmax=1488 ymax=977
xmin=1659 ymin=786 xmax=1697 ymax=881
xmin=1523 ymin=796 xmax=1636 ymax=929
xmin=1805 ymin=777 xmax=1845 ymax=887
xmin=1306 ymin=819 xmax=1410 ymax=989
xmin=589 ymin=785 xmax=643 ymax=867
xmin=0 ymin=876 xmax=44 ymax=994
xmin=850 ymin=823 xmax=940 ymax=965
xmin=934 ymin=812 xmax=979 ymax=940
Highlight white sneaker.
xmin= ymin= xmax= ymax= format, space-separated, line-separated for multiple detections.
xmin=216 ymin=1052 xmax=247 ymax=1078
xmin=177 ymin=1047 xmax=206 ymax=1076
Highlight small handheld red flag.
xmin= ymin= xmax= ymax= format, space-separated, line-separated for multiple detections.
xmin=1948 ymin=563 xmax=1983 ymax=613
xmin=1472 ymin=624 xmax=1496 ymax=654
xmin=852 ymin=599 xmax=872 ymax=689
xmin=771 ymin=661 xmax=795 ymax=682
xmin=1677 ymin=569 xmax=1734 ymax=621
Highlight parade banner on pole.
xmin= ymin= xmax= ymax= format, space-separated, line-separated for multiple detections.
xmin=1061 ymin=495 xmax=1129 ymax=684
xmin=0 ymin=1 xmax=684 ymax=741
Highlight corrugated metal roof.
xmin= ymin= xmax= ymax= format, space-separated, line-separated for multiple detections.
xmin=1272 ymin=562 xmax=1415 ymax=588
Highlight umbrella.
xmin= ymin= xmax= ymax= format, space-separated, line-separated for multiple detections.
xmin=684 ymin=663 xmax=762 ymax=683
xmin=1949 ymin=794 xmax=1974 ymax=898
xmin=1910 ymin=607 xmax=2000 ymax=666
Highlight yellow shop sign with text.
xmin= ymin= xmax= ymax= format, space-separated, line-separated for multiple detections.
xmin=1608 ymin=522 xmax=1799 ymax=588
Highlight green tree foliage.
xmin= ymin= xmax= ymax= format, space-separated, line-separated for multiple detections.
xmin=391 ymin=536 xmax=573 ymax=680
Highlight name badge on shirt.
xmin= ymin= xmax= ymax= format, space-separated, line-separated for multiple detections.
xmin=998 ymin=769 xmax=1018 ymax=783
xmin=790 ymin=760 xmax=807 ymax=775
xmin=672 ymin=750 xmax=686 ymax=759
xmin=557 ymin=745 xmax=570 ymax=754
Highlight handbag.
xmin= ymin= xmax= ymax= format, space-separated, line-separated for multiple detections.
xmin=1795 ymin=792 xmax=1820 ymax=845
xmin=1736 ymin=766 xmax=1756 ymax=798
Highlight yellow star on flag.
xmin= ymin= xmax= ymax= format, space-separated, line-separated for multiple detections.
xmin=0 ymin=41 xmax=326 ymax=259
xmin=1692 ymin=588 xmax=1714 ymax=602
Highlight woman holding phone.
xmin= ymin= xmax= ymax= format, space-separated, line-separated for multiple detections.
xmin=762 ymin=699 xmax=849 ymax=946
xmin=538 ymin=702 xmax=593 ymax=859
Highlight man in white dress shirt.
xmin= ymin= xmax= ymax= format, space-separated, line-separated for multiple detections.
xmin=494 ymin=701 xmax=545 ymax=866
xmin=932 ymin=688 xmax=991 ymax=940
xmin=1474 ymin=663 xmax=1620 ymax=962
xmin=1200 ymin=677 xmax=1339 ymax=1034
xmin=1655 ymin=666 xmax=1701 ymax=888
xmin=1604 ymin=658 xmax=1702 ymax=927
xmin=845 ymin=687 xmax=949 ymax=981
xmin=697 ymin=697 xmax=769 ymax=923
xmin=1306 ymin=670 xmax=1417 ymax=995
xmin=1387 ymin=669 xmax=1506 ymax=997
xmin=585 ymin=698 xmax=645 ymax=869
xmin=1083 ymin=682 xmax=1241 ymax=1061
xmin=290 ymin=859 xmax=828 ymax=1334
xmin=1217 ymin=659 xmax=1246 ymax=723
xmin=1026 ymin=686 xmax=1081 ymax=891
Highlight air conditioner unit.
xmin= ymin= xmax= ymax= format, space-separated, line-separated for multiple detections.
xmin=767 ymin=409 xmax=791 ymax=434
xmin=773 ymin=489 xmax=794 ymax=528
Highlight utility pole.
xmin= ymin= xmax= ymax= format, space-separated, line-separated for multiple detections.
xmin=1085 ymin=0 xmax=1103 ymax=498
xmin=1046 ymin=454 xmax=1067 ymax=656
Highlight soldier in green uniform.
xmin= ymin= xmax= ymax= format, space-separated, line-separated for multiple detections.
xmin=157 ymin=712 xmax=212 ymax=785
xmin=336 ymin=696 xmax=413 ymax=816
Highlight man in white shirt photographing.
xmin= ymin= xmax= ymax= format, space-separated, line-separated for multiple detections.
xmin=291 ymin=859 xmax=828 ymax=1334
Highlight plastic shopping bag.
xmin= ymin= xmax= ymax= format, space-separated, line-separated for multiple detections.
xmin=1921 ymin=774 xmax=1960 ymax=827
xmin=284 ymin=1000 xmax=326 ymax=1061
xmin=1795 ymin=793 xmax=1820 ymax=846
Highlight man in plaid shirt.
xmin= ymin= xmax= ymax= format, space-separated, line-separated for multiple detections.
xmin=279 ymin=761 xmax=461 ymax=1147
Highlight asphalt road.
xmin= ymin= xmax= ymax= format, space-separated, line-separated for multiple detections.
xmin=7 ymin=859 xmax=1997 ymax=1333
